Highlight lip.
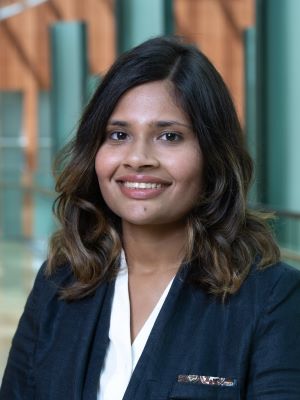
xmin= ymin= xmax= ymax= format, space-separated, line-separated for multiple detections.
xmin=115 ymin=175 xmax=171 ymax=200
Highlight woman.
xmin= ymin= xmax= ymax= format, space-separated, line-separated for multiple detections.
xmin=1 ymin=36 xmax=300 ymax=399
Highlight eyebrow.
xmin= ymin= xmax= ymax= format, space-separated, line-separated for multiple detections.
xmin=107 ymin=119 xmax=192 ymax=129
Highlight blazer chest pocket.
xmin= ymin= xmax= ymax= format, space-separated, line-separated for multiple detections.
xmin=168 ymin=380 xmax=240 ymax=400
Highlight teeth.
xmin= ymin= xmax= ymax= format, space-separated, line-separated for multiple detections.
xmin=123 ymin=182 xmax=162 ymax=189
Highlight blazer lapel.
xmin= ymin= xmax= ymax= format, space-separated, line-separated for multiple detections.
xmin=82 ymin=279 xmax=115 ymax=399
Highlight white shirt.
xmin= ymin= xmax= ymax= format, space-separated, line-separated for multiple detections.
xmin=98 ymin=253 xmax=174 ymax=400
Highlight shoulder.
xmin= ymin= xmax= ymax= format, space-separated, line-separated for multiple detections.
xmin=245 ymin=261 xmax=300 ymax=301
xmin=28 ymin=261 xmax=74 ymax=313
xmin=34 ymin=260 xmax=74 ymax=289
xmin=250 ymin=260 xmax=300 ymax=282
xmin=232 ymin=261 xmax=300 ymax=323
xmin=242 ymin=263 xmax=300 ymax=396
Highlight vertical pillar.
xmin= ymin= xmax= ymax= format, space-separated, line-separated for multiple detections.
xmin=256 ymin=0 xmax=300 ymax=256
xmin=0 ymin=92 xmax=23 ymax=239
xmin=244 ymin=27 xmax=258 ymax=205
xmin=116 ymin=0 xmax=174 ymax=54
xmin=164 ymin=0 xmax=174 ymax=36
xmin=256 ymin=0 xmax=300 ymax=212
xmin=50 ymin=22 xmax=88 ymax=152
xmin=33 ymin=91 xmax=54 ymax=244
xmin=32 ymin=22 xmax=88 ymax=243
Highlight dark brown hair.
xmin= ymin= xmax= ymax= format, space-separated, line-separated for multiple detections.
xmin=47 ymin=36 xmax=280 ymax=300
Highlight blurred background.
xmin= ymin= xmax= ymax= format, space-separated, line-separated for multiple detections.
xmin=0 ymin=0 xmax=300 ymax=379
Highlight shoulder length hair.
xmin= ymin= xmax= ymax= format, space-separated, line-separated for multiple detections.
xmin=47 ymin=36 xmax=280 ymax=300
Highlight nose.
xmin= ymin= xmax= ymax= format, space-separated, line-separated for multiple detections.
xmin=123 ymin=139 xmax=160 ymax=170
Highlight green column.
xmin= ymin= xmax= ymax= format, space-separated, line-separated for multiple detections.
xmin=32 ymin=22 xmax=88 ymax=242
xmin=0 ymin=92 xmax=23 ymax=238
xmin=33 ymin=91 xmax=54 ymax=243
xmin=244 ymin=28 xmax=258 ymax=205
xmin=256 ymin=0 xmax=300 ymax=212
xmin=256 ymin=0 xmax=300 ymax=260
xmin=50 ymin=22 xmax=88 ymax=152
xmin=116 ymin=0 xmax=174 ymax=54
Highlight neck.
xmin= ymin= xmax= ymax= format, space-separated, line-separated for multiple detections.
xmin=122 ymin=221 xmax=186 ymax=275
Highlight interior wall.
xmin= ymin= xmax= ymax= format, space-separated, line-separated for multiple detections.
xmin=175 ymin=0 xmax=254 ymax=122
xmin=0 ymin=0 xmax=254 ymax=237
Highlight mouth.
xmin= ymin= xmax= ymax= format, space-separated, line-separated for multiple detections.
xmin=115 ymin=175 xmax=171 ymax=199
xmin=122 ymin=181 xmax=163 ymax=190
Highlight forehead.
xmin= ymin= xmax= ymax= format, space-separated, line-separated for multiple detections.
xmin=108 ymin=81 xmax=189 ymax=125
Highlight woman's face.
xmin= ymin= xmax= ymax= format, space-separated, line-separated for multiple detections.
xmin=95 ymin=80 xmax=203 ymax=228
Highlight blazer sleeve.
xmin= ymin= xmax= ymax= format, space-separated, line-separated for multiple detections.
xmin=0 ymin=263 xmax=47 ymax=400
xmin=246 ymin=265 xmax=300 ymax=399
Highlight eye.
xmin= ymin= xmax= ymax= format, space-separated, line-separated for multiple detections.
xmin=159 ymin=132 xmax=183 ymax=142
xmin=109 ymin=131 xmax=128 ymax=141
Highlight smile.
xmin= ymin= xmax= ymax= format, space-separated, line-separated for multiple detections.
xmin=123 ymin=182 xmax=162 ymax=189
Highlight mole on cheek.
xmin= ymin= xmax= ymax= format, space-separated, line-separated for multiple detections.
xmin=143 ymin=207 xmax=147 ymax=212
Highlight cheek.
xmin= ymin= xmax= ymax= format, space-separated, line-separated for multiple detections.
xmin=95 ymin=152 xmax=114 ymax=208
xmin=172 ymin=150 xmax=203 ymax=188
xmin=95 ymin=146 xmax=119 ymax=183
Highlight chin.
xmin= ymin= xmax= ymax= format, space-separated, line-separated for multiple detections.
xmin=122 ymin=217 xmax=160 ymax=226
xmin=121 ymin=214 xmax=183 ymax=228
xmin=119 ymin=212 xmax=163 ymax=226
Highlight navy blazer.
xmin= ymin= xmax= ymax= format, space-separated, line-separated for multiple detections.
xmin=1 ymin=260 xmax=300 ymax=399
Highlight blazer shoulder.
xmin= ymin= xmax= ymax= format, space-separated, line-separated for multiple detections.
xmin=29 ymin=261 xmax=74 ymax=312
xmin=249 ymin=260 xmax=300 ymax=288
xmin=241 ymin=261 xmax=300 ymax=310
xmin=244 ymin=262 xmax=300 ymax=398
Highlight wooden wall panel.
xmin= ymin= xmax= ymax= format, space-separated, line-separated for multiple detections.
xmin=0 ymin=0 xmax=254 ymax=174
xmin=175 ymin=0 xmax=255 ymax=122
xmin=0 ymin=0 xmax=254 ymax=237
xmin=0 ymin=0 xmax=116 ymax=90
xmin=0 ymin=0 xmax=254 ymax=110
xmin=0 ymin=0 xmax=116 ymax=179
